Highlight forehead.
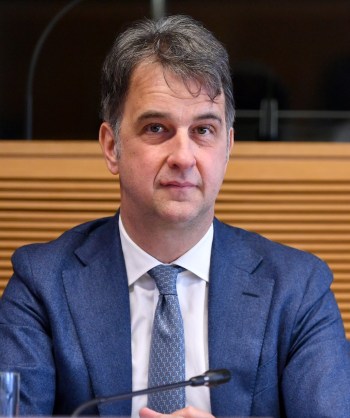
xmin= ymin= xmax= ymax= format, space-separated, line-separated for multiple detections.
xmin=125 ymin=61 xmax=225 ymax=113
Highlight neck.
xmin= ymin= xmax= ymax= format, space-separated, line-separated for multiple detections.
xmin=120 ymin=211 xmax=212 ymax=263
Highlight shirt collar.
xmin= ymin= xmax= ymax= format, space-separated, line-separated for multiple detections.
xmin=119 ymin=216 xmax=213 ymax=286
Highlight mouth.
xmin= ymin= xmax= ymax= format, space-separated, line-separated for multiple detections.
xmin=160 ymin=181 xmax=196 ymax=188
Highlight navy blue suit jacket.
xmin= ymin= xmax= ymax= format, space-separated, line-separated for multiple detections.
xmin=1 ymin=214 xmax=349 ymax=417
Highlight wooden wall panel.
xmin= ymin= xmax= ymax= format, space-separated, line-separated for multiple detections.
xmin=1 ymin=141 xmax=350 ymax=337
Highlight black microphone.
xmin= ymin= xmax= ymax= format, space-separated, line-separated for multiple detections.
xmin=71 ymin=369 xmax=231 ymax=417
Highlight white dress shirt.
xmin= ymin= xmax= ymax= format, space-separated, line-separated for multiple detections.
xmin=119 ymin=217 xmax=213 ymax=418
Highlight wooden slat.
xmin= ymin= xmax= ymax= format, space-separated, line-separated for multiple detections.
xmin=0 ymin=221 xmax=83 ymax=230
xmin=0 ymin=211 xmax=113 ymax=221
xmin=1 ymin=140 xmax=350 ymax=339
xmin=215 ymin=202 xmax=350 ymax=211
xmin=0 ymin=191 xmax=119 ymax=200
xmin=0 ymin=201 xmax=117 ymax=211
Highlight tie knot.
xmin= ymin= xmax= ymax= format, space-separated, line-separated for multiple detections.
xmin=148 ymin=264 xmax=184 ymax=295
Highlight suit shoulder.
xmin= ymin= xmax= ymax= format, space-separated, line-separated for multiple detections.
xmin=215 ymin=218 xmax=322 ymax=258
xmin=214 ymin=218 xmax=332 ymax=283
xmin=11 ymin=216 xmax=116 ymax=277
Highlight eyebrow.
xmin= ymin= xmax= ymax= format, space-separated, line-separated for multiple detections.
xmin=136 ymin=111 xmax=170 ymax=123
xmin=194 ymin=112 xmax=223 ymax=125
xmin=136 ymin=111 xmax=223 ymax=125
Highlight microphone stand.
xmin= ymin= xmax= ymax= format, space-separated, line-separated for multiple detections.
xmin=71 ymin=369 xmax=231 ymax=417
xmin=25 ymin=0 xmax=86 ymax=140
xmin=72 ymin=380 xmax=191 ymax=417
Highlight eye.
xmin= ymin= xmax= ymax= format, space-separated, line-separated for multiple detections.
xmin=145 ymin=124 xmax=165 ymax=134
xmin=195 ymin=126 xmax=214 ymax=135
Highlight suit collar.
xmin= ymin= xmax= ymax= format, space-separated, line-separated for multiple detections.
xmin=209 ymin=219 xmax=275 ymax=417
xmin=211 ymin=218 xmax=263 ymax=274
xmin=73 ymin=215 xmax=119 ymax=266
xmin=63 ymin=213 xmax=132 ymax=416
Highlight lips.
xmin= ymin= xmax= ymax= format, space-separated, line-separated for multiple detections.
xmin=160 ymin=180 xmax=196 ymax=188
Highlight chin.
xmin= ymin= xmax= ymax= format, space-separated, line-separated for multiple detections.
xmin=157 ymin=202 xmax=210 ymax=226
xmin=160 ymin=210 xmax=193 ymax=223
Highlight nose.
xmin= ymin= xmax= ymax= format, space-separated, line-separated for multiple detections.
xmin=166 ymin=132 xmax=196 ymax=170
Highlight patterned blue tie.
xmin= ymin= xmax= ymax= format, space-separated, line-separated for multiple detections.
xmin=147 ymin=264 xmax=186 ymax=413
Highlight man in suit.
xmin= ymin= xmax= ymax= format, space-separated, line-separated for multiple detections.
xmin=1 ymin=15 xmax=350 ymax=418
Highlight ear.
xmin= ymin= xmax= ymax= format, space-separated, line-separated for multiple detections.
xmin=226 ymin=127 xmax=234 ymax=161
xmin=99 ymin=122 xmax=119 ymax=175
xmin=229 ymin=127 xmax=234 ymax=154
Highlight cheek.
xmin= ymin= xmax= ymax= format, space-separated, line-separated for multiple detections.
xmin=118 ymin=154 xmax=156 ymax=189
xmin=201 ymin=149 xmax=227 ymax=176
xmin=201 ymin=156 xmax=227 ymax=195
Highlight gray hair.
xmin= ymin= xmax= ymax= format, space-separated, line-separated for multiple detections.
xmin=100 ymin=15 xmax=235 ymax=152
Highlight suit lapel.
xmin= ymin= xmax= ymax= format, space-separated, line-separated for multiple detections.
xmin=209 ymin=219 xmax=275 ymax=417
xmin=62 ymin=215 xmax=132 ymax=416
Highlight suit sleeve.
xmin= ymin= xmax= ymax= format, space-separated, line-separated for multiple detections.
xmin=281 ymin=258 xmax=350 ymax=418
xmin=0 ymin=248 xmax=56 ymax=415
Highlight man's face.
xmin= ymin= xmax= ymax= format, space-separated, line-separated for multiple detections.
xmin=100 ymin=61 xmax=233 ymax=232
